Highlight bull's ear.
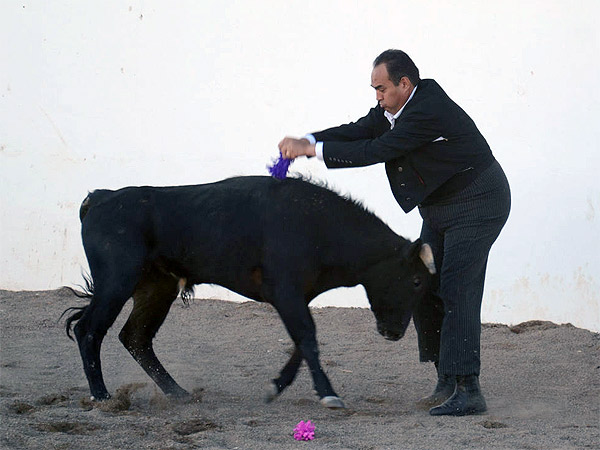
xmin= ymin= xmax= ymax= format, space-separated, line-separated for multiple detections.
xmin=403 ymin=238 xmax=422 ymax=261
xmin=419 ymin=243 xmax=436 ymax=274
xmin=403 ymin=240 xmax=436 ymax=275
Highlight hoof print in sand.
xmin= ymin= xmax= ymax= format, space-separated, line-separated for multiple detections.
xmin=172 ymin=419 xmax=221 ymax=436
xmin=33 ymin=421 xmax=100 ymax=435
xmin=37 ymin=394 xmax=69 ymax=406
xmin=9 ymin=401 xmax=36 ymax=414
xmin=79 ymin=383 xmax=147 ymax=413
xmin=480 ymin=420 xmax=509 ymax=429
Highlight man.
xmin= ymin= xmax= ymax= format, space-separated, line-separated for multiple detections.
xmin=278 ymin=49 xmax=511 ymax=416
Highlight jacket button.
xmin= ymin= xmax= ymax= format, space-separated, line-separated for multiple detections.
xmin=398 ymin=167 xmax=403 ymax=172
xmin=400 ymin=183 xmax=406 ymax=187
xmin=405 ymin=197 xmax=411 ymax=201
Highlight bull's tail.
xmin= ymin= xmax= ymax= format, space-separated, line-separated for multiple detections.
xmin=64 ymin=191 xmax=100 ymax=338
xmin=61 ymin=272 xmax=95 ymax=341
xmin=79 ymin=194 xmax=92 ymax=222
xmin=79 ymin=189 xmax=112 ymax=222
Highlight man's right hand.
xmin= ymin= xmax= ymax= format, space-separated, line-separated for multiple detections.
xmin=278 ymin=137 xmax=316 ymax=160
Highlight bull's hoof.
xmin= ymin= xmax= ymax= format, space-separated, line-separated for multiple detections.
xmin=264 ymin=382 xmax=280 ymax=404
xmin=167 ymin=390 xmax=193 ymax=404
xmin=320 ymin=396 xmax=345 ymax=409
xmin=90 ymin=393 xmax=111 ymax=402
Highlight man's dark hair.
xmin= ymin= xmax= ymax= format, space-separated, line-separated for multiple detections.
xmin=373 ymin=49 xmax=420 ymax=86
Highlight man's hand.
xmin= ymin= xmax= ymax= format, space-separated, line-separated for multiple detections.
xmin=278 ymin=137 xmax=316 ymax=160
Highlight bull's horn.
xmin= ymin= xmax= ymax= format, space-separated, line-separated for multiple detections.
xmin=419 ymin=243 xmax=436 ymax=274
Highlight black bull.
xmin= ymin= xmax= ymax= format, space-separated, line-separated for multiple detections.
xmin=65 ymin=176 xmax=436 ymax=409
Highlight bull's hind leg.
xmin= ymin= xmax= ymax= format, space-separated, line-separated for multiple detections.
xmin=74 ymin=279 xmax=138 ymax=400
xmin=118 ymin=268 xmax=189 ymax=399
xmin=74 ymin=226 xmax=150 ymax=400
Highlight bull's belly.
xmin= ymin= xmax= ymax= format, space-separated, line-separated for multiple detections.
xmin=158 ymin=257 xmax=266 ymax=303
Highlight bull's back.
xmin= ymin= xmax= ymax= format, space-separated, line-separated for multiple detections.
xmin=80 ymin=178 xmax=267 ymax=248
xmin=79 ymin=176 xmax=399 ymax=283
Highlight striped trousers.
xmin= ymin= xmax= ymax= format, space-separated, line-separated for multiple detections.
xmin=413 ymin=159 xmax=511 ymax=376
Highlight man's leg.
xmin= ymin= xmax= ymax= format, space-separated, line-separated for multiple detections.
xmin=414 ymin=216 xmax=456 ymax=408
xmin=413 ymin=218 xmax=444 ymax=363
xmin=428 ymin=161 xmax=511 ymax=415
xmin=429 ymin=224 xmax=494 ymax=415
xmin=436 ymin=225 xmax=492 ymax=377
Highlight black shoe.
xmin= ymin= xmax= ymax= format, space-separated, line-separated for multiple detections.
xmin=429 ymin=375 xmax=487 ymax=416
xmin=416 ymin=374 xmax=456 ymax=409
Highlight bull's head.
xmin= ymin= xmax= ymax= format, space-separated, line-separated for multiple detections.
xmin=362 ymin=239 xmax=436 ymax=341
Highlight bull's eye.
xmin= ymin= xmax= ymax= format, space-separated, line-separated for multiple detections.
xmin=413 ymin=276 xmax=422 ymax=288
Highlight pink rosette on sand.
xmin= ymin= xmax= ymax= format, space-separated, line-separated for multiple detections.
xmin=293 ymin=420 xmax=315 ymax=441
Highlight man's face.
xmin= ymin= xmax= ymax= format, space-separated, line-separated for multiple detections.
xmin=371 ymin=63 xmax=413 ymax=115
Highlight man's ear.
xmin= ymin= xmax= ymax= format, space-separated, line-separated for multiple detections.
xmin=399 ymin=76 xmax=413 ymax=90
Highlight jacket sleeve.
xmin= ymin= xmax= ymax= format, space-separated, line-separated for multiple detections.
xmin=319 ymin=107 xmax=445 ymax=168
xmin=311 ymin=107 xmax=382 ymax=143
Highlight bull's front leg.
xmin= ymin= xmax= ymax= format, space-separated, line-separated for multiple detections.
xmin=297 ymin=331 xmax=345 ymax=409
xmin=265 ymin=347 xmax=302 ymax=402
xmin=269 ymin=291 xmax=345 ymax=409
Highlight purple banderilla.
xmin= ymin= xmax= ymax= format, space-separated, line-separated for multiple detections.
xmin=267 ymin=153 xmax=293 ymax=180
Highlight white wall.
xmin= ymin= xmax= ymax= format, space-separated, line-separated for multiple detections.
xmin=1 ymin=1 xmax=598 ymax=331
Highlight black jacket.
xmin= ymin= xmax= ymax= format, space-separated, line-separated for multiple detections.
xmin=311 ymin=79 xmax=495 ymax=212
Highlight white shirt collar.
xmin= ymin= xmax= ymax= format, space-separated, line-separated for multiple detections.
xmin=384 ymin=84 xmax=417 ymax=128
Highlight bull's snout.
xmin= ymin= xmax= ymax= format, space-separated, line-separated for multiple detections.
xmin=376 ymin=322 xmax=405 ymax=341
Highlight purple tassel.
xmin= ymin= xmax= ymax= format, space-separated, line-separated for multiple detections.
xmin=267 ymin=153 xmax=293 ymax=180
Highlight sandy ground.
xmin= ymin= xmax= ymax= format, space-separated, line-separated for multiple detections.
xmin=0 ymin=288 xmax=598 ymax=450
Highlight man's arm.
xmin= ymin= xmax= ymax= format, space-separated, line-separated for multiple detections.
xmin=320 ymin=110 xmax=442 ymax=168
xmin=278 ymin=107 xmax=382 ymax=160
